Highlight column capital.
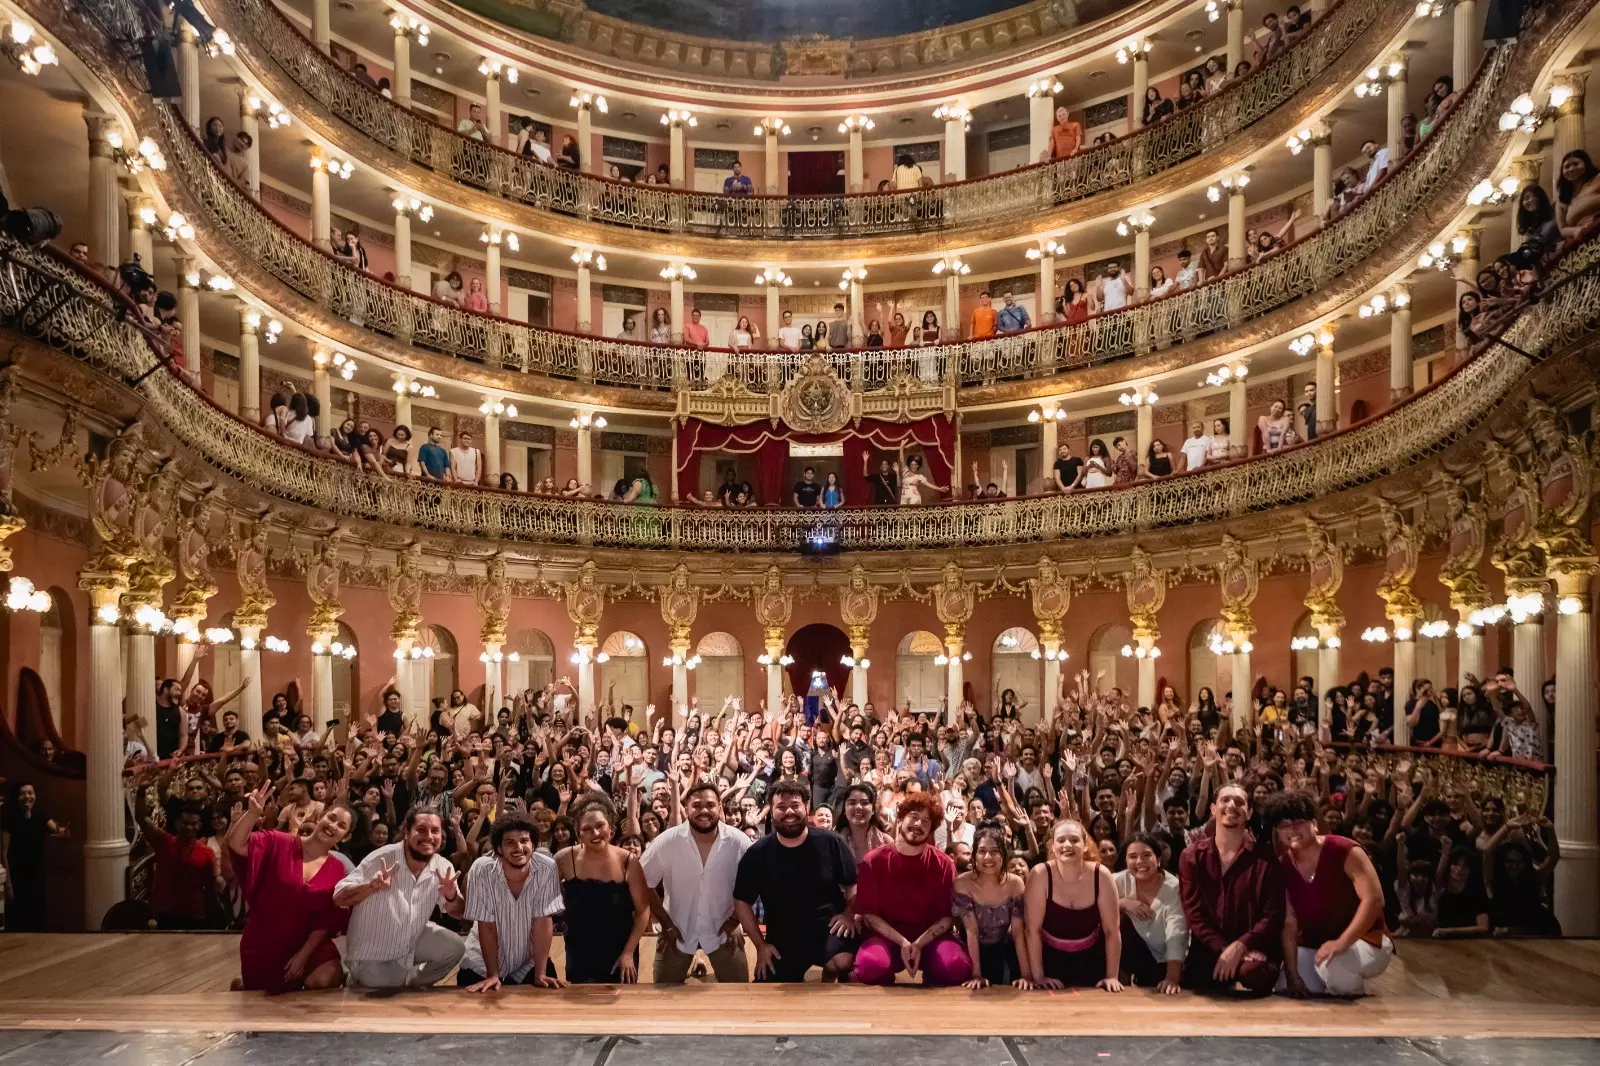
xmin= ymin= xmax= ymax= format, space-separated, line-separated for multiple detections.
xmin=1550 ymin=554 xmax=1598 ymax=602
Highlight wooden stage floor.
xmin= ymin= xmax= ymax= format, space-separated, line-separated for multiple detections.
xmin=1 ymin=934 xmax=1598 ymax=1037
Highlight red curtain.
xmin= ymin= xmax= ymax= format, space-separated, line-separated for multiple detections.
xmin=675 ymin=415 xmax=954 ymax=505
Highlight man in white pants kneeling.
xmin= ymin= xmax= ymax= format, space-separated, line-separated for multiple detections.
xmin=1263 ymin=791 xmax=1394 ymax=997
xmin=335 ymin=809 xmax=467 ymax=988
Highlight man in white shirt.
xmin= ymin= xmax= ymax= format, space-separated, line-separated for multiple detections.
xmin=1174 ymin=249 xmax=1200 ymax=291
xmin=459 ymin=813 xmax=565 ymax=991
xmin=1180 ymin=421 xmax=1211 ymax=472
xmin=334 ymin=810 xmax=466 ymax=988
xmin=777 ymin=310 xmax=803 ymax=352
xmin=1360 ymin=138 xmax=1389 ymax=193
xmin=450 ymin=430 xmax=483 ymax=486
xmin=641 ymin=781 xmax=752 ymax=983
xmin=457 ymin=103 xmax=489 ymax=142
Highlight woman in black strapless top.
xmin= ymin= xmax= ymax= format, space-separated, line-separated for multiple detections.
xmin=556 ymin=799 xmax=651 ymax=983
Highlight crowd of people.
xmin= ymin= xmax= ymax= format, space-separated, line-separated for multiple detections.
xmin=15 ymin=650 xmax=1556 ymax=993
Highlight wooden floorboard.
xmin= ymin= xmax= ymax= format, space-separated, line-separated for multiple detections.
xmin=0 ymin=935 xmax=1595 ymax=1037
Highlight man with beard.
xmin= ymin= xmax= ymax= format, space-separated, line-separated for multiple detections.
xmin=1178 ymin=784 xmax=1284 ymax=994
xmin=642 ymin=782 xmax=751 ymax=983
xmin=732 ymin=780 xmax=858 ymax=982
xmin=457 ymin=813 xmax=565 ymax=991
xmin=852 ymin=790 xmax=972 ymax=985
xmin=334 ymin=809 xmax=467 ymax=988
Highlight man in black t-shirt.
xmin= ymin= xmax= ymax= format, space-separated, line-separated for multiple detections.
xmin=376 ymin=689 xmax=405 ymax=735
xmin=733 ymin=781 xmax=858 ymax=982
xmin=154 ymin=678 xmax=185 ymax=759
xmin=206 ymin=709 xmax=250 ymax=752
xmin=792 ymin=467 xmax=822 ymax=508
xmin=1051 ymin=443 xmax=1083 ymax=491
xmin=867 ymin=459 xmax=898 ymax=504
xmin=715 ymin=469 xmax=740 ymax=504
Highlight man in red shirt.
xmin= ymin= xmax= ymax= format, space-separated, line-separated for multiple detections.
xmin=136 ymin=793 xmax=217 ymax=929
xmin=682 ymin=309 xmax=710 ymax=349
xmin=1178 ymin=784 xmax=1284 ymax=993
xmin=851 ymin=791 xmax=972 ymax=985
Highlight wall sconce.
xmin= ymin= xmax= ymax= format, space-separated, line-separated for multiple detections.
xmin=571 ymin=247 xmax=607 ymax=271
xmin=931 ymin=255 xmax=970 ymax=276
xmin=1206 ymin=172 xmax=1249 ymax=202
xmin=478 ymin=56 xmax=518 ymax=82
xmin=1115 ymin=36 xmax=1152 ymax=63
xmin=392 ymin=194 xmax=434 ymax=221
xmin=932 ymin=102 xmax=971 ymax=129
xmin=756 ymin=266 xmax=791 ymax=286
xmin=660 ymin=262 xmax=698 ymax=280
xmin=3 ymin=577 xmax=49 ymax=613
xmin=1203 ymin=362 xmax=1248 ymax=387
xmin=661 ymin=108 xmax=697 ymax=128
xmin=1119 ymin=383 xmax=1158 ymax=406
xmin=570 ymin=90 xmax=607 ymax=113
xmin=1026 ymin=77 xmax=1063 ymax=97
xmin=570 ymin=411 xmax=607 ymax=429
xmin=3 ymin=19 xmax=58 ymax=76
xmin=755 ymin=116 xmax=792 ymax=136
xmin=1116 ymin=211 xmax=1156 ymax=236
xmin=479 ymin=398 xmax=519 ymax=418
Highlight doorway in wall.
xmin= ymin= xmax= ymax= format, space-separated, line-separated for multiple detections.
xmin=787 ymin=150 xmax=845 ymax=195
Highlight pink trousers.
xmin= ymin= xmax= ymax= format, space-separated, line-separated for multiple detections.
xmin=852 ymin=934 xmax=972 ymax=986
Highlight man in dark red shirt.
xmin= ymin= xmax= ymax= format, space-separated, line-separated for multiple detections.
xmin=851 ymin=791 xmax=972 ymax=985
xmin=136 ymin=796 xmax=217 ymax=929
xmin=1178 ymin=783 xmax=1284 ymax=993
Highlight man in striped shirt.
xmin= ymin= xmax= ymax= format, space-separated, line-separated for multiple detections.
xmin=459 ymin=813 xmax=566 ymax=991
xmin=334 ymin=809 xmax=466 ymax=988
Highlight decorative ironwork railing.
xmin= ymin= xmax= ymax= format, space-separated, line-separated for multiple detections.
xmin=147 ymin=39 xmax=1511 ymax=392
xmin=6 ymin=221 xmax=1591 ymax=552
xmin=214 ymin=0 xmax=1384 ymax=240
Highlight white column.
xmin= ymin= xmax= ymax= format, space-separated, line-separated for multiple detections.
xmin=310 ymin=649 xmax=334 ymax=733
xmin=1029 ymin=92 xmax=1054 ymax=163
xmin=1131 ymin=53 xmax=1149 ymax=131
xmin=1386 ymin=61 xmax=1408 ymax=167
xmin=310 ymin=160 xmax=332 ymax=249
xmin=1042 ymin=644 xmax=1063 ymax=714
xmin=1230 ymin=646 xmax=1252 ymax=730
xmin=483 ymin=409 xmax=502 ymax=480
xmin=672 ymin=660 xmax=689 ymax=714
xmin=238 ymin=625 xmax=264 ymax=738
xmin=83 ymin=593 xmax=127 ymax=929
xmin=765 ymin=661 xmax=783 ymax=716
xmin=943 ymin=274 xmax=961 ymax=340
xmin=668 ymin=275 xmax=686 ymax=343
xmin=1227 ymin=188 xmax=1247 ymax=270
xmin=312 ymin=0 xmax=331 ymax=53
xmin=393 ymin=208 xmax=413 ymax=291
xmin=1455 ymin=231 xmax=1480 ymax=310
xmin=313 ymin=362 xmax=334 ymax=447
xmin=1132 ymin=229 xmax=1151 ymax=303
xmin=1552 ymin=570 xmax=1598 ymax=935
xmin=1312 ymin=128 xmax=1334 ymax=219
xmin=1135 ymin=404 xmax=1153 ymax=464
xmin=765 ymin=128 xmax=782 ymax=193
xmin=482 ymin=647 xmax=504 ymax=717
xmin=942 ymin=115 xmax=967 ymax=182
xmin=237 ymin=98 xmax=261 ymax=199
xmin=1389 ymin=285 xmax=1413 ymax=401
xmin=1456 ymin=621 xmax=1484 ymax=692
xmin=1226 ymin=0 xmax=1245 ymax=74
xmin=124 ymin=627 xmax=155 ymax=757
xmin=669 ymin=123 xmax=687 ymax=187
xmin=1514 ymin=616 xmax=1547 ymax=739
xmin=576 ymin=421 xmax=594 ymax=490
xmin=765 ymin=285 xmax=781 ymax=345
xmin=1391 ymin=627 xmax=1416 ymax=746
xmin=485 ymin=72 xmax=503 ymax=151
xmin=1551 ymin=78 xmax=1586 ymax=194
xmin=1227 ymin=377 xmax=1247 ymax=458
xmin=175 ymin=259 xmax=200 ymax=370
xmin=126 ymin=197 xmax=154 ymax=274
xmin=575 ymin=260 xmax=593 ymax=332
xmin=1453 ymin=0 xmax=1478 ymax=89
xmin=392 ymin=23 xmax=413 ymax=108
xmin=238 ymin=309 xmax=262 ymax=424
xmin=847 ymin=127 xmax=865 ymax=192
xmin=1038 ymin=253 xmax=1056 ymax=322
xmin=86 ymin=116 xmax=120 ymax=274
xmin=1041 ymin=412 xmax=1059 ymax=490
xmin=485 ymin=229 xmax=503 ymax=314
xmin=393 ymin=386 xmax=413 ymax=430
xmin=945 ymin=637 xmax=965 ymax=721
xmin=1315 ymin=330 xmax=1338 ymax=435
xmin=177 ymin=23 xmax=200 ymax=131
xmin=393 ymin=641 xmax=417 ymax=723
xmin=1135 ymin=637 xmax=1156 ymax=710
xmin=847 ymin=268 xmax=865 ymax=323
xmin=577 ymin=104 xmax=595 ymax=176
xmin=1315 ymin=636 xmax=1341 ymax=723
xmin=849 ymin=635 xmax=870 ymax=708
xmin=576 ymin=645 xmax=597 ymax=714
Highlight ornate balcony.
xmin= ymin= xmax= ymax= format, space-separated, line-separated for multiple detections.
xmin=3 ymin=226 xmax=1595 ymax=553
xmin=137 ymin=0 xmax=1396 ymax=250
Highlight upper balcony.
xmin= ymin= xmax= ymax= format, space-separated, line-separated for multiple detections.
xmin=202 ymin=0 xmax=1405 ymax=256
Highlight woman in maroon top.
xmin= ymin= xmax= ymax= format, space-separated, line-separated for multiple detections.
xmin=1263 ymin=791 xmax=1393 ymax=996
xmin=226 ymin=782 xmax=354 ymax=992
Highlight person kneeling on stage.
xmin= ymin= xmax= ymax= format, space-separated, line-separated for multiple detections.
xmin=334 ymin=809 xmax=467 ymax=988
xmin=1263 ymin=791 xmax=1394 ymax=997
xmin=1178 ymin=784 xmax=1284 ymax=994
xmin=852 ymin=791 xmax=973 ymax=986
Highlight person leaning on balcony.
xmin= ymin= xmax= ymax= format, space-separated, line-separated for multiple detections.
xmin=996 ymin=291 xmax=1030 ymax=334
xmin=416 ymin=426 xmax=451 ymax=482
xmin=777 ymin=310 xmax=803 ymax=351
xmin=451 ymin=430 xmax=484 ymax=487
xmin=723 ymin=161 xmax=753 ymax=196
xmin=1198 ymin=229 xmax=1227 ymax=281
xmin=1557 ymin=150 xmax=1600 ymax=239
xmin=894 ymin=153 xmax=923 ymax=190
xmin=458 ymin=103 xmax=489 ymax=142
xmin=1049 ymin=106 xmax=1083 ymax=161
xmin=683 ymin=309 xmax=710 ymax=349
xmin=1180 ymin=423 xmax=1210 ymax=473
xmin=1257 ymin=400 xmax=1293 ymax=453
xmin=1051 ymin=444 xmax=1083 ymax=492
xmin=970 ymin=292 xmax=998 ymax=340
xmin=383 ymin=425 xmax=415 ymax=475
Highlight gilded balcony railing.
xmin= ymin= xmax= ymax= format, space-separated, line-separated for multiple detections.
xmin=7 ymin=226 xmax=1593 ymax=552
xmin=206 ymin=0 xmax=1384 ymax=240
xmin=150 ymin=38 xmax=1511 ymax=392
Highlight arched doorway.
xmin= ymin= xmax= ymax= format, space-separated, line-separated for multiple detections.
xmin=695 ymin=631 xmax=745 ymax=709
xmin=1087 ymin=623 xmax=1136 ymax=701
xmin=896 ymin=630 xmax=945 ymax=714
xmin=1188 ymin=618 xmax=1230 ymax=706
xmin=420 ymin=625 xmax=459 ymax=707
xmin=331 ymin=620 xmax=360 ymax=725
xmin=600 ymin=630 xmax=649 ymax=725
xmin=991 ymin=627 xmax=1041 ymax=721
xmin=784 ymin=623 xmax=850 ymax=707
xmin=1291 ymin=611 xmax=1318 ymax=693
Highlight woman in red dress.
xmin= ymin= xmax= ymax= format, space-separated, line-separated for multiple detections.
xmin=226 ymin=783 xmax=354 ymax=992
